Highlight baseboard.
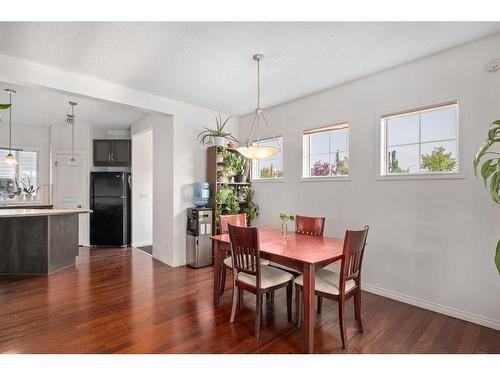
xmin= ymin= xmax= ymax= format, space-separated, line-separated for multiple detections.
xmin=362 ymin=283 xmax=500 ymax=331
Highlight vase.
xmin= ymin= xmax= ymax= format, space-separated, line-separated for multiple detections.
xmin=213 ymin=137 xmax=225 ymax=146
xmin=281 ymin=222 xmax=288 ymax=239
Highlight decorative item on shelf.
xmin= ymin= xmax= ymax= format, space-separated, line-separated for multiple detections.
xmin=279 ymin=212 xmax=295 ymax=240
xmin=233 ymin=152 xmax=250 ymax=183
xmin=473 ymin=119 xmax=500 ymax=274
xmin=237 ymin=54 xmax=281 ymax=160
xmin=4 ymin=88 xmax=18 ymax=165
xmin=197 ymin=112 xmax=238 ymax=147
xmin=16 ymin=176 xmax=39 ymax=201
xmin=66 ymin=101 xmax=78 ymax=167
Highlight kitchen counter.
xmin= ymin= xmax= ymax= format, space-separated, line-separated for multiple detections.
xmin=0 ymin=209 xmax=91 ymax=275
xmin=0 ymin=208 xmax=90 ymax=218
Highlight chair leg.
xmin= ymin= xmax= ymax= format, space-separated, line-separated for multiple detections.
xmin=295 ymin=286 xmax=302 ymax=327
xmin=230 ymin=284 xmax=238 ymax=323
xmin=317 ymin=296 xmax=323 ymax=314
xmin=255 ymin=293 xmax=263 ymax=339
xmin=220 ymin=266 xmax=227 ymax=296
xmin=338 ymin=298 xmax=347 ymax=349
xmin=239 ymin=288 xmax=244 ymax=309
xmin=286 ymin=282 xmax=293 ymax=322
xmin=354 ymin=290 xmax=363 ymax=332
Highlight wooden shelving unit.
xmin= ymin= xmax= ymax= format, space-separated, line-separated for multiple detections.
xmin=207 ymin=146 xmax=253 ymax=234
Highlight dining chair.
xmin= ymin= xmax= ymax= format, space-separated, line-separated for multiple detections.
xmin=270 ymin=215 xmax=326 ymax=275
xmin=219 ymin=214 xmax=269 ymax=296
xmin=295 ymin=225 xmax=369 ymax=349
xmin=228 ymin=224 xmax=294 ymax=339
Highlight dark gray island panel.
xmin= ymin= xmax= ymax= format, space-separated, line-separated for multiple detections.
xmin=0 ymin=209 xmax=89 ymax=275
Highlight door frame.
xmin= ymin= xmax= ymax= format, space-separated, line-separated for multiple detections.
xmin=51 ymin=148 xmax=90 ymax=246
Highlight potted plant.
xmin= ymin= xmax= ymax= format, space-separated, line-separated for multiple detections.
xmin=16 ymin=177 xmax=39 ymax=200
xmin=234 ymin=153 xmax=249 ymax=183
xmin=197 ymin=112 xmax=239 ymax=147
xmin=473 ymin=119 xmax=500 ymax=274
xmin=244 ymin=201 xmax=259 ymax=224
xmin=279 ymin=212 xmax=295 ymax=240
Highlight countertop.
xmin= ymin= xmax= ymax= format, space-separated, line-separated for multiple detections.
xmin=0 ymin=208 xmax=92 ymax=218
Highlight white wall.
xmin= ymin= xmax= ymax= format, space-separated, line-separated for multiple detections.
xmin=239 ymin=34 xmax=500 ymax=329
xmin=131 ymin=128 xmax=153 ymax=248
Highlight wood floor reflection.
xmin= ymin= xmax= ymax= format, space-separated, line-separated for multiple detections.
xmin=0 ymin=248 xmax=498 ymax=354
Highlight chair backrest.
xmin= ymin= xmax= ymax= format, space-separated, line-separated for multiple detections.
xmin=339 ymin=226 xmax=369 ymax=293
xmin=220 ymin=213 xmax=247 ymax=234
xmin=227 ymin=224 xmax=261 ymax=281
xmin=295 ymin=215 xmax=325 ymax=236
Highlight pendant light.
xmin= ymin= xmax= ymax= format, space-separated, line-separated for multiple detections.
xmin=4 ymin=89 xmax=17 ymax=165
xmin=66 ymin=101 xmax=78 ymax=167
xmin=237 ymin=54 xmax=281 ymax=160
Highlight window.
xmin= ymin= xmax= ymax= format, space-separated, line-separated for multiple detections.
xmin=251 ymin=136 xmax=284 ymax=180
xmin=302 ymin=123 xmax=349 ymax=178
xmin=380 ymin=101 xmax=459 ymax=176
xmin=0 ymin=149 xmax=38 ymax=199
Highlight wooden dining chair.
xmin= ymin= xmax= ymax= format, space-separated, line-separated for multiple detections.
xmin=295 ymin=215 xmax=325 ymax=236
xmin=219 ymin=214 xmax=270 ymax=296
xmin=295 ymin=225 xmax=369 ymax=349
xmin=270 ymin=215 xmax=326 ymax=275
xmin=228 ymin=224 xmax=294 ymax=339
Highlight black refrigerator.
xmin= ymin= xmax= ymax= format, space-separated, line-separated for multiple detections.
xmin=90 ymin=172 xmax=131 ymax=247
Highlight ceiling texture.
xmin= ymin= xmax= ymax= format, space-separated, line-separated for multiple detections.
xmin=0 ymin=81 xmax=150 ymax=128
xmin=0 ymin=22 xmax=499 ymax=116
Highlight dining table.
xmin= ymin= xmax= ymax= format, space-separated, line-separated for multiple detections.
xmin=211 ymin=227 xmax=344 ymax=354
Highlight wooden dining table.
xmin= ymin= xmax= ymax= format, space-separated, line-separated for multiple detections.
xmin=211 ymin=227 xmax=344 ymax=354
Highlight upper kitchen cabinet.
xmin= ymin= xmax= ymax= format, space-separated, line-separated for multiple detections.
xmin=93 ymin=139 xmax=131 ymax=167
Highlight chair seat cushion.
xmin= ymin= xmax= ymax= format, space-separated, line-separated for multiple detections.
xmin=295 ymin=268 xmax=356 ymax=295
xmin=322 ymin=260 xmax=340 ymax=273
xmin=237 ymin=265 xmax=293 ymax=289
xmin=223 ymin=256 xmax=269 ymax=268
xmin=268 ymin=261 xmax=300 ymax=274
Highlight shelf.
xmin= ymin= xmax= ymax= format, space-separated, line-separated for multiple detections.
xmin=216 ymin=182 xmax=251 ymax=186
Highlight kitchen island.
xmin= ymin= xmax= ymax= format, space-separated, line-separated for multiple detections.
xmin=0 ymin=208 xmax=91 ymax=275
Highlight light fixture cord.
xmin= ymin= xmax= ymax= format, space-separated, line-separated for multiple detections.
xmin=71 ymin=105 xmax=75 ymax=158
xmin=8 ymin=90 xmax=12 ymax=151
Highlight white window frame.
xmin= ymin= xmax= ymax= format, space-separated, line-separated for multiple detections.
xmin=377 ymin=99 xmax=466 ymax=181
xmin=301 ymin=122 xmax=351 ymax=182
xmin=0 ymin=147 xmax=40 ymax=203
xmin=251 ymin=136 xmax=285 ymax=182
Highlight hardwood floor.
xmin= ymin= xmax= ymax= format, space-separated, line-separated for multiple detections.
xmin=0 ymin=247 xmax=498 ymax=354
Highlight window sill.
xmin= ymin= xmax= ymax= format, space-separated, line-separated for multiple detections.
xmin=252 ymin=178 xmax=285 ymax=183
xmin=300 ymin=176 xmax=351 ymax=182
xmin=376 ymin=172 xmax=466 ymax=181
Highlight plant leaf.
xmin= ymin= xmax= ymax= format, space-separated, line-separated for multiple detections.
xmin=480 ymin=159 xmax=495 ymax=187
xmin=473 ymin=139 xmax=494 ymax=175
xmin=0 ymin=104 xmax=11 ymax=110
xmin=496 ymin=239 xmax=500 ymax=275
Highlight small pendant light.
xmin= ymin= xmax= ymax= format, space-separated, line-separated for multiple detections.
xmin=66 ymin=101 xmax=78 ymax=167
xmin=4 ymin=89 xmax=17 ymax=165
xmin=237 ymin=54 xmax=281 ymax=160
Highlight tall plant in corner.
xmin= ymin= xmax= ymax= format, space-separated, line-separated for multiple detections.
xmin=473 ymin=119 xmax=500 ymax=274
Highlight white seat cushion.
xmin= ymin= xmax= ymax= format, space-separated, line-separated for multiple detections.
xmin=237 ymin=265 xmax=293 ymax=289
xmin=223 ymin=256 xmax=269 ymax=268
xmin=295 ymin=268 xmax=356 ymax=295
xmin=322 ymin=260 xmax=340 ymax=273
xmin=268 ymin=261 xmax=299 ymax=274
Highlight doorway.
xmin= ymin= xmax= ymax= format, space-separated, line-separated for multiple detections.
xmin=52 ymin=152 xmax=89 ymax=246
xmin=131 ymin=128 xmax=153 ymax=254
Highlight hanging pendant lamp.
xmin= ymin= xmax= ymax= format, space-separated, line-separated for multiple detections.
xmin=237 ymin=54 xmax=281 ymax=160
xmin=4 ymin=89 xmax=17 ymax=165
xmin=66 ymin=101 xmax=78 ymax=167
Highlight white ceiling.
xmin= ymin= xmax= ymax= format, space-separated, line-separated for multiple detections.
xmin=0 ymin=82 xmax=150 ymax=128
xmin=0 ymin=22 xmax=499 ymax=115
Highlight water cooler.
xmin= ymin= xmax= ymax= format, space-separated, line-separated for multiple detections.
xmin=186 ymin=207 xmax=213 ymax=268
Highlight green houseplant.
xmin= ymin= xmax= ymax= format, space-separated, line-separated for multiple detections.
xmin=197 ymin=112 xmax=238 ymax=146
xmin=233 ymin=152 xmax=249 ymax=183
xmin=473 ymin=119 xmax=500 ymax=274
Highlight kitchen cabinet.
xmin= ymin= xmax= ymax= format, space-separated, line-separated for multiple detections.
xmin=93 ymin=139 xmax=131 ymax=167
